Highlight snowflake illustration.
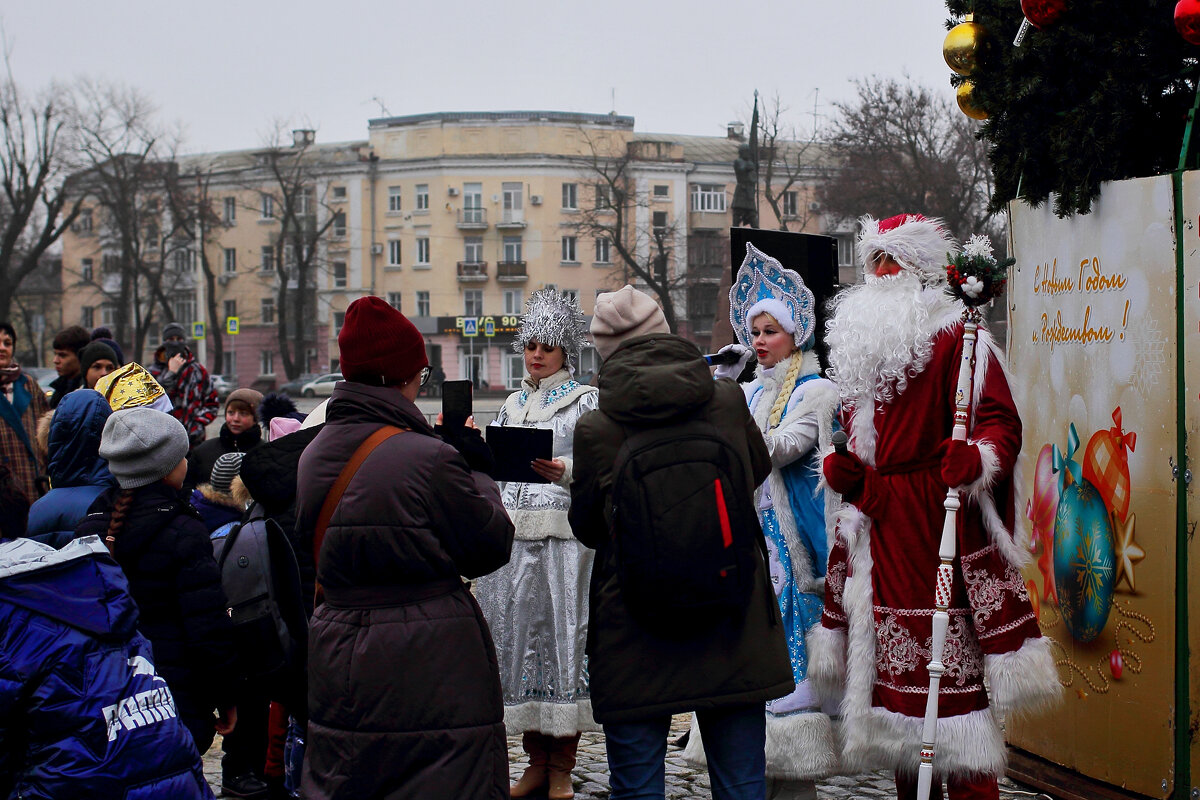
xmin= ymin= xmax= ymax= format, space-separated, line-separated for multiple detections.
xmin=1132 ymin=316 xmax=1166 ymax=397
xmin=1071 ymin=518 xmax=1113 ymax=611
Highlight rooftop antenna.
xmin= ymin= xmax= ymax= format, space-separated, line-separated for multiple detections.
xmin=812 ymin=88 xmax=820 ymax=138
xmin=371 ymin=96 xmax=391 ymax=117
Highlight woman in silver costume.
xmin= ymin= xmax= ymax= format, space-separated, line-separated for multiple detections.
xmin=476 ymin=289 xmax=599 ymax=800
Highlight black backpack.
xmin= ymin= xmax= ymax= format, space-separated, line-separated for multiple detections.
xmin=608 ymin=415 xmax=763 ymax=630
xmin=212 ymin=505 xmax=306 ymax=683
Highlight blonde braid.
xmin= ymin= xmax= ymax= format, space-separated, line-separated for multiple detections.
xmin=767 ymin=352 xmax=804 ymax=430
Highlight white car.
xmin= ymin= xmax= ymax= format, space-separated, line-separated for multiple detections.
xmin=300 ymin=373 xmax=342 ymax=397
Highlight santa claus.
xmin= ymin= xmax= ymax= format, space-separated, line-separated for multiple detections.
xmin=813 ymin=214 xmax=1060 ymax=800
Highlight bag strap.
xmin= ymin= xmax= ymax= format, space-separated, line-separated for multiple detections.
xmin=312 ymin=425 xmax=405 ymax=604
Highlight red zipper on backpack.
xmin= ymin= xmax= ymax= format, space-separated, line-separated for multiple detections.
xmin=713 ymin=479 xmax=733 ymax=549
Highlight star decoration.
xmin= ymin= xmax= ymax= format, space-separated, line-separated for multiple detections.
xmin=1112 ymin=511 xmax=1144 ymax=592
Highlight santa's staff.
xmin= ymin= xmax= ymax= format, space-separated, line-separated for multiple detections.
xmin=917 ymin=236 xmax=1014 ymax=800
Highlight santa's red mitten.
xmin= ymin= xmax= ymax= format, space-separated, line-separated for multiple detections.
xmin=941 ymin=439 xmax=983 ymax=487
xmin=823 ymin=450 xmax=866 ymax=497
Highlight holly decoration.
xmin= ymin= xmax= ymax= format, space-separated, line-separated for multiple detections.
xmin=945 ymin=234 xmax=1014 ymax=307
xmin=1022 ymin=0 xmax=1068 ymax=28
xmin=1176 ymin=0 xmax=1200 ymax=45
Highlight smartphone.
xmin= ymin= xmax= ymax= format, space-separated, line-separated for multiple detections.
xmin=164 ymin=341 xmax=190 ymax=360
xmin=442 ymin=380 xmax=473 ymax=431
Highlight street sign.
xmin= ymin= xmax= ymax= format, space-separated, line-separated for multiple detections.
xmin=226 ymin=317 xmax=240 ymax=335
xmin=192 ymin=321 xmax=205 ymax=339
xmin=483 ymin=317 xmax=496 ymax=337
xmin=462 ymin=317 xmax=478 ymax=337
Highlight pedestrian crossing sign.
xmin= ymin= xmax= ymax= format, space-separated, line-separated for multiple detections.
xmin=226 ymin=317 xmax=240 ymax=335
xmin=192 ymin=322 xmax=205 ymax=339
xmin=462 ymin=317 xmax=478 ymax=337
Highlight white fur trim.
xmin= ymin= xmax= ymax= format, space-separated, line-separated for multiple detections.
xmin=683 ymin=710 xmax=840 ymax=780
xmin=502 ymin=370 xmax=597 ymax=425
xmin=807 ymin=624 xmax=847 ymax=702
xmin=984 ymin=636 xmax=1062 ymax=721
xmin=556 ymin=456 xmax=574 ymax=489
xmin=841 ymin=705 xmax=1007 ymax=778
xmin=747 ymin=298 xmax=798 ymax=332
xmin=507 ymin=508 xmax=575 ymax=541
xmin=503 ymin=697 xmax=600 ymax=737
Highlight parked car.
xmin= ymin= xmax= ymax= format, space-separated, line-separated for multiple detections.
xmin=25 ymin=367 xmax=57 ymax=399
xmin=300 ymin=373 xmax=342 ymax=398
xmin=278 ymin=373 xmax=318 ymax=397
xmin=211 ymin=374 xmax=235 ymax=400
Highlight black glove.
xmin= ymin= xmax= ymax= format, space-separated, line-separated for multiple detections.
xmin=434 ymin=425 xmax=499 ymax=479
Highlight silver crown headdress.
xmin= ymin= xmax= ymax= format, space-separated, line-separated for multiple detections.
xmin=513 ymin=288 xmax=590 ymax=364
xmin=728 ymin=242 xmax=816 ymax=350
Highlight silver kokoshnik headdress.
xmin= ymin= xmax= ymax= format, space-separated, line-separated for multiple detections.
xmin=729 ymin=242 xmax=817 ymax=351
xmin=513 ymin=288 xmax=590 ymax=367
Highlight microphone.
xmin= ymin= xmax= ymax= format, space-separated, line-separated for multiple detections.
xmin=831 ymin=430 xmax=849 ymax=455
xmin=704 ymin=350 xmax=744 ymax=366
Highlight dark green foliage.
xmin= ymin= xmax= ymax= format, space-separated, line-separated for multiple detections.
xmin=945 ymin=0 xmax=1199 ymax=216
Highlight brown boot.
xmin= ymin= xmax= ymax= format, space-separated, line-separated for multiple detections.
xmin=546 ymin=733 xmax=580 ymax=800
xmin=511 ymin=732 xmax=549 ymax=798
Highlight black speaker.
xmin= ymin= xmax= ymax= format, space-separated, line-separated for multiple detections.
xmin=728 ymin=227 xmax=839 ymax=365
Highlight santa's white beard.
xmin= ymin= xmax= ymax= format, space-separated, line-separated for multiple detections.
xmin=826 ymin=271 xmax=950 ymax=406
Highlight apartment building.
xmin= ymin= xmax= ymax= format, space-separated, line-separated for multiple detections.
xmin=58 ymin=111 xmax=846 ymax=392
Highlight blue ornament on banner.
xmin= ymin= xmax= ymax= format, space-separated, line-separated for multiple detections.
xmin=1052 ymin=474 xmax=1116 ymax=643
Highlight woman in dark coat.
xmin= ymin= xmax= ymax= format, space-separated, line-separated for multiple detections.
xmin=0 ymin=322 xmax=49 ymax=502
xmin=75 ymin=407 xmax=241 ymax=755
xmin=295 ymin=296 xmax=514 ymax=800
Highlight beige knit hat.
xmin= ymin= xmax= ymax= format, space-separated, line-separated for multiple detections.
xmin=591 ymin=285 xmax=670 ymax=360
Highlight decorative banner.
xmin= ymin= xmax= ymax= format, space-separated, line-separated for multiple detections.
xmin=1007 ymin=175 xmax=1176 ymax=797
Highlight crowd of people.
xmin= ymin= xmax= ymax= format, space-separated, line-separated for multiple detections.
xmin=0 ymin=213 xmax=1060 ymax=800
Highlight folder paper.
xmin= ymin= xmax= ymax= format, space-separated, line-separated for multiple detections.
xmin=485 ymin=425 xmax=554 ymax=483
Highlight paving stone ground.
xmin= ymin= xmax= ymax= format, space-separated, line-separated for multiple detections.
xmin=201 ymin=714 xmax=1048 ymax=798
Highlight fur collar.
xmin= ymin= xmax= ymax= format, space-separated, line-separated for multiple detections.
xmin=503 ymin=368 xmax=596 ymax=424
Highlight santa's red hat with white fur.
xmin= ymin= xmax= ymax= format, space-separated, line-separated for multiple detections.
xmin=856 ymin=213 xmax=957 ymax=284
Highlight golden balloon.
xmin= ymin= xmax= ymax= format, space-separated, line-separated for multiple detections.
xmin=956 ymin=81 xmax=989 ymax=120
xmin=943 ymin=13 xmax=986 ymax=76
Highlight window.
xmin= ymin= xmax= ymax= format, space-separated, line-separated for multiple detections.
xmin=172 ymin=249 xmax=191 ymax=272
xmin=594 ymin=183 xmax=611 ymax=210
xmin=261 ymin=246 xmax=275 ymax=272
xmin=81 ymin=306 xmax=94 ymax=328
xmin=782 ymin=191 xmax=799 ymax=218
xmin=80 ymin=258 xmax=93 ymax=281
xmin=691 ymin=184 xmax=727 ymax=212
xmin=464 ymin=237 xmax=483 ymax=263
xmin=388 ymin=186 xmax=402 ymax=212
xmin=173 ymin=298 xmax=196 ymax=328
xmin=463 ymin=290 xmax=483 ymax=317
xmin=561 ymin=236 xmax=577 ymax=263
xmin=331 ymin=185 xmax=346 ymax=200
xmin=260 ymin=350 xmax=274 ymax=376
xmin=502 ymin=182 xmax=523 ymax=221
xmin=102 ymin=254 xmax=120 ymax=274
xmin=504 ymin=352 xmax=525 ymax=390
xmin=561 ymin=288 xmax=579 ymax=305
xmin=333 ymin=261 xmax=347 ymax=288
xmin=294 ymin=186 xmax=313 ymax=216
xmin=388 ymin=239 xmax=402 ymax=267
xmin=76 ymin=208 xmax=93 ymax=233
xmin=223 ymin=351 xmax=237 ymax=378
xmin=561 ymin=182 xmax=578 ymax=210
xmin=101 ymin=303 xmax=117 ymax=328
xmin=332 ymin=211 xmax=346 ymax=237
xmin=415 ymin=184 xmax=429 ymax=211
xmin=260 ymin=194 xmax=274 ymax=219
xmin=416 ymin=237 xmax=430 ymax=265
xmin=224 ymin=300 xmax=237 ymax=319
xmin=416 ymin=291 xmax=430 ymax=317
xmin=502 ymin=236 xmax=522 ymax=263
xmin=283 ymin=244 xmax=296 ymax=268
xmin=837 ymin=234 xmax=854 ymax=267
xmin=333 ymin=311 xmax=345 ymax=335
xmin=595 ymin=237 xmax=611 ymax=264
xmin=223 ymin=248 xmax=236 ymax=274
xmin=387 ymin=292 xmax=403 ymax=311
xmin=688 ymin=284 xmax=718 ymax=332
xmin=504 ymin=289 xmax=523 ymax=315
xmin=653 ymin=211 xmax=669 ymax=233
xmin=463 ymin=182 xmax=483 ymax=218
xmin=653 ymin=184 xmax=669 ymax=198
xmin=223 ymin=197 xmax=236 ymax=224
xmin=261 ymin=297 xmax=275 ymax=324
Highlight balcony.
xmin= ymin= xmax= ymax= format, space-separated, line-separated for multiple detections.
xmin=496 ymin=210 xmax=526 ymax=230
xmin=457 ymin=208 xmax=488 ymax=230
xmin=457 ymin=261 xmax=488 ymax=282
xmin=496 ymin=260 xmax=528 ymax=282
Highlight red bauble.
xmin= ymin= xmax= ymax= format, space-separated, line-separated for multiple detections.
xmin=1176 ymin=0 xmax=1200 ymax=46
xmin=1109 ymin=649 xmax=1124 ymax=680
xmin=1022 ymin=0 xmax=1067 ymax=29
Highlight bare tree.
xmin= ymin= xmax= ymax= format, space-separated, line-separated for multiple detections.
xmin=751 ymin=94 xmax=823 ymax=232
xmin=569 ymin=133 xmax=685 ymax=333
xmin=817 ymin=76 xmax=999 ymax=244
xmin=253 ymin=129 xmax=337 ymax=380
xmin=0 ymin=58 xmax=81 ymax=323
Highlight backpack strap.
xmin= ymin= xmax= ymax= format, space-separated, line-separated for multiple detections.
xmin=312 ymin=425 xmax=405 ymax=605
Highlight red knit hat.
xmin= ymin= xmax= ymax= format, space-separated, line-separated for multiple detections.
xmin=337 ymin=296 xmax=429 ymax=386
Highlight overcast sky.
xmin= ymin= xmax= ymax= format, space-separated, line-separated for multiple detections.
xmin=7 ymin=1 xmax=956 ymax=154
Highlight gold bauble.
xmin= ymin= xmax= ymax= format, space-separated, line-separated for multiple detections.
xmin=943 ymin=13 xmax=986 ymax=76
xmin=956 ymin=80 xmax=989 ymax=120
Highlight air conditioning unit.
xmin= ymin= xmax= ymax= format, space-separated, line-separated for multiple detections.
xmin=530 ymin=195 xmax=543 ymax=206
xmin=447 ymin=187 xmax=460 ymax=196
xmin=370 ymin=243 xmax=384 ymax=255
xmin=809 ymin=201 xmax=822 ymax=212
